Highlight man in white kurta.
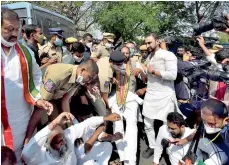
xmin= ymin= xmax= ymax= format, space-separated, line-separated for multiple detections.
xmin=22 ymin=112 xmax=121 ymax=165
xmin=108 ymin=50 xmax=144 ymax=165
xmin=1 ymin=8 xmax=52 ymax=164
xmin=142 ymin=33 xmax=179 ymax=158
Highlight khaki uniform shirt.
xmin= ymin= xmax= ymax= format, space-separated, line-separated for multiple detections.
xmin=92 ymin=44 xmax=110 ymax=58
xmin=40 ymin=64 xmax=81 ymax=101
xmin=38 ymin=42 xmax=62 ymax=63
xmin=97 ymin=57 xmax=113 ymax=93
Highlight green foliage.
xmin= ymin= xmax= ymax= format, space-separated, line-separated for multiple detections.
xmin=217 ymin=32 xmax=229 ymax=43
xmin=95 ymin=1 xmax=162 ymax=41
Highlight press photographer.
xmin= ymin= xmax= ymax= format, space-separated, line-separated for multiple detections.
xmin=196 ymin=37 xmax=229 ymax=107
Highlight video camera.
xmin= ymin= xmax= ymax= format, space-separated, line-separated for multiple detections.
xmin=182 ymin=60 xmax=229 ymax=85
xmin=193 ymin=13 xmax=229 ymax=36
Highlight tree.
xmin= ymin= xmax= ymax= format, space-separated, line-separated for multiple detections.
xmin=94 ymin=1 xmax=162 ymax=41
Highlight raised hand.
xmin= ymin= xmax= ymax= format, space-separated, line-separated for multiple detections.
xmin=104 ymin=113 xmax=121 ymax=122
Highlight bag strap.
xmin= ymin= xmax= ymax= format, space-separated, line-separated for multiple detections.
xmin=186 ymin=121 xmax=203 ymax=154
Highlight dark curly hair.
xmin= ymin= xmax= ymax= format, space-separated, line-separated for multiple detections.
xmin=167 ymin=112 xmax=185 ymax=127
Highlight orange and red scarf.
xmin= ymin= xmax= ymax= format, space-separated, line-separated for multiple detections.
xmin=1 ymin=42 xmax=40 ymax=150
xmin=116 ymin=62 xmax=131 ymax=106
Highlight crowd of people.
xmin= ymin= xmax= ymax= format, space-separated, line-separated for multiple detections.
xmin=1 ymin=7 xmax=229 ymax=165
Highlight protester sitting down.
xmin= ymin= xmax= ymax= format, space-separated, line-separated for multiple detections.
xmin=1 ymin=7 xmax=53 ymax=163
xmin=152 ymin=112 xmax=196 ymax=165
xmin=23 ymin=60 xmax=99 ymax=146
xmin=22 ymin=112 xmax=121 ymax=165
xmin=74 ymin=107 xmax=123 ymax=165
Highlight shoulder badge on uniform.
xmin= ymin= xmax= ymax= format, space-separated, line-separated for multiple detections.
xmin=44 ymin=79 xmax=56 ymax=92
xmin=104 ymin=81 xmax=110 ymax=87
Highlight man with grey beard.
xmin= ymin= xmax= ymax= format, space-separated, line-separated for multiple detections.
xmin=21 ymin=112 xmax=121 ymax=165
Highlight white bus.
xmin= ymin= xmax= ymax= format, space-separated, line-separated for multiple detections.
xmin=2 ymin=2 xmax=76 ymax=38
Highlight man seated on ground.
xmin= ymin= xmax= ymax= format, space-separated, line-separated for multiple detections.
xmin=74 ymin=106 xmax=123 ymax=165
xmin=152 ymin=112 xmax=196 ymax=165
xmin=22 ymin=112 xmax=121 ymax=165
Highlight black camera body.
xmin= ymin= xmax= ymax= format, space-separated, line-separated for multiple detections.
xmin=193 ymin=13 xmax=229 ymax=36
xmin=182 ymin=60 xmax=229 ymax=85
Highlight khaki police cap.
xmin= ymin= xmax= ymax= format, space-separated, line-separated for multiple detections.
xmin=65 ymin=37 xmax=77 ymax=44
xmin=140 ymin=45 xmax=147 ymax=51
xmin=103 ymin=33 xmax=115 ymax=43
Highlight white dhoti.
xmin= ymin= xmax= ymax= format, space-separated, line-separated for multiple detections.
xmin=109 ymin=91 xmax=143 ymax=164
xmin=76 ymin=142 xmax=113 ymax=165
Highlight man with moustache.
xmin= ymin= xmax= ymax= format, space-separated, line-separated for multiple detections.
xmin=22 ymin=112 xmax=121 ymax=165
xmin=1 ymin=8 xmax=53 ymax=164
xmin=141 ymin=33 xmax=180 ymax=158
xmin=25 ymin=24 xmax=45 ymax=67
xmin=152 ymin=112 xmax=196 ymax=165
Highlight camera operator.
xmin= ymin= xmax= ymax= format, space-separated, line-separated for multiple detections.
xmin=175 ymin=99 xmax=229 ymax=165
xmin=193 ymin=13 xmax=229 ymax=35
xmin=199 ymin=99 xmax=229 ymax=165
xmin=152 ymin=112 xmax=196 ymax=165
xmin=197 ymin=37 xmax=229 ymax=107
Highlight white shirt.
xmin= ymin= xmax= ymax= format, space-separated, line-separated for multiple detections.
xmin=206 ymin=53 xmax=223 ymax=71
xmin=153 ymin=125 xmax=196 ymax=165
xmin=143 ymin=49 xmax=179 ymax=121
xmin=1 ymin=44 xmax=42 ymax=154
xmin=22 ymin=117 xmax=104 ymax=165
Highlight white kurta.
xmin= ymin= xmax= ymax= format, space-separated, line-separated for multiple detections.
xmin=109 ymin=91 xmax=143 ymax=163
xmin=74 ymin=120 xmax=112 ymax=165
xmin=1 ymin=44 xmax=42 ymax=164
xmin=22 ymin=117 xmax=104 ymax=165
xmin=143 ymin=49 xmax=178 ymax=122
xmin=153 ymin=125 xmax=196 ymax=165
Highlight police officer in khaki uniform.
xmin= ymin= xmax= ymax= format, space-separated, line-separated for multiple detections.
xmin=40 ymin=60 xmax=99 ymax=121
xmin=91 ymin=33 xmax=115 ymax=60
xmin=139 ymin=44 xmax=149 ymax=65
xmin=62 ymin=37 xmax=77 ymax=64
xmin=38 ymin=28 xmax=64 ymax=66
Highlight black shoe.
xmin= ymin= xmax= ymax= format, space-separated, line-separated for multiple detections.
xmin=142 ymin=147 xmax=154 ymax=159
